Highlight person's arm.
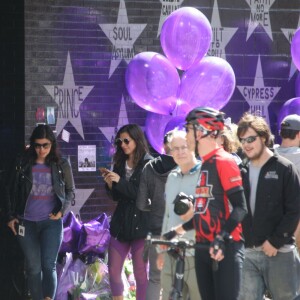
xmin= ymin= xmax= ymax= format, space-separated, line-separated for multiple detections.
xmin=268 ymin=163 xmax=300 ymax=249
xmin=59 ymin=159 xmax=75 ymax=215
xmin=107 ymin=158 xmax=151 ymax=202
xmin=222 ymin=188 xmax=248 ymax=235
xmin=136 ymin=164 xmax=151 ymax=211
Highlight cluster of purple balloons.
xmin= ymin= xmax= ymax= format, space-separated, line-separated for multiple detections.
xmin=277 ymin=28 xmax=300 ymax=129
xmin=126 ymin=7 xmax=236 ymax=153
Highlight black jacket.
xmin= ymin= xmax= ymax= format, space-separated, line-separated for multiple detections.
xmin=5 ymin=156 xmax=75 ymax=222
xmin=241 ymin=154 xmax=300 ymax=249
xmin=108 ymin=153 xmax=153 ymax=241
xmin=136 ymin=154 xmax=177 ymax=235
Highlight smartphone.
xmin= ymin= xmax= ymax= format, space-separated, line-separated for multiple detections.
xmin=99 ymin=167 xmax=110 ymax=176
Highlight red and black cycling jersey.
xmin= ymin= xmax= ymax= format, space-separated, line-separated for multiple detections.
xmin=193 ymin=147 xmax=243 ymax=243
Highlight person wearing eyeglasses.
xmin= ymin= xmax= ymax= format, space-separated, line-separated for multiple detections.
xmin=158 ymin=129 xmax=202 ymax=300
xmin=164 ymin=107 xmax=247 ymax=300
xmin=237 ymin=113 xmax=300 ymax=300
xmin=5 ymin=124 xmax=75 ymax=300
xmin=102 ymin=124 xmax=152 ymax=300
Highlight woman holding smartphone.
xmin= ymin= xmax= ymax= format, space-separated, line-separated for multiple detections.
xmin=102 ymin=124 xmax=152 ymax=300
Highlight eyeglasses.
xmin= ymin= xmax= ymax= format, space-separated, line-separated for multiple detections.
xmin=239 ymin=135 xmax=259 ymax=145
xmin=34 ymin=142 xmax=51 ymax=149
xmin=115 ymin=138 xmax=131 ymax=147
xmin=171 ymin=145 xmax=188 ymax=153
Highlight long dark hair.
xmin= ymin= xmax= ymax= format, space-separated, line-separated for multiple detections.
xmin=27 ymin=124 xmax=61 ymax=165
xmin=113 ymin=124 xmax=149 ymax=169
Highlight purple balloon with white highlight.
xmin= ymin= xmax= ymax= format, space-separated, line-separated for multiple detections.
xmin=125 ymin=52 xmax=179 ymax=115
xmin=160 ymin=7 xmax=212 ymax=70
xmin=277 ymin=97 xmax=300 ymax=131
xmin=291 ymin=28 xmax=300 ymax=71
xmin=178 ymin=56 xmax=236 ymax=110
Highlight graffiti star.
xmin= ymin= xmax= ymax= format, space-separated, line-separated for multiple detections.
xmin=157 ymin=0 xmax=184 ymax=37
xmin=99 ymin=0 xmax=147 ymax=78
xmin=44 ymin=52 xmax=94 ymax=139
xmin=245 ymin=0 xmax=275 ymax=41
xmin=207 ymin=0 xmax=238 ymax=59
xmin=237 ymin=56 xmax=280 ymax=125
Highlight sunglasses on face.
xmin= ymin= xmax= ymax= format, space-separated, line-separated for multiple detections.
xmin=34 ymin=142 xmax=51 ymax=149
xmin=239 ymin=135 xmax=259 ymax=145
xmin=115 ymin=138 xmax=131 ymax=147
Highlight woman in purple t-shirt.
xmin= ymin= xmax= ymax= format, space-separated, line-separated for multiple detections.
xmin=6 ymin=125 xmax=75 ymax=300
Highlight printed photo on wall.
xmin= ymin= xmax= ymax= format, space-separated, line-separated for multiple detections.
xmin=78 ymin=145 xmax=96 ymax=172
xmin=46 ymin=106 xmax=56 ymax=125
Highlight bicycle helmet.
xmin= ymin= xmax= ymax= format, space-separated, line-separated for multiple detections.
xmin=185 ymin=107 xmax=225 ymax=133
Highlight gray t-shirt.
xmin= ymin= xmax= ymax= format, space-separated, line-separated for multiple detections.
xmin=249 ymin=163 xmax=261 ymax=216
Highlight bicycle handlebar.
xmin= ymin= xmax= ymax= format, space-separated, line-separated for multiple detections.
xmin=144 ymin=233 xmax=209 ymax=250
xmin=143 ymin=233 xmax=219 ymax=271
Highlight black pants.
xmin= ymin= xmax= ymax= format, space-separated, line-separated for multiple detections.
xmin=195 ymin=241 xmax=244 ymax=300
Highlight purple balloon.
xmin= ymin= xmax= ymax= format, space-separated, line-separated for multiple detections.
xmin=145 ymin=112 xmax=187 ymax=153
xmin=78 ymin=213 xmax=110 ymax=255
xmin=160 ymin=7 xmax=212 ymax=70
xmin=60 ymin=211 xmax=82 ymax=253
xmin=164 ymin=116 xmax=186 ymax=135
xmin=145 ymin=112 xmax=174 ymax=153
xmin=296 ymin=72 xmax=300 ymax=97
xmin=126 ymin=52 xmax=180 ymax=115
xmin=277 ymin=97 xmax=300 ymax=131
xmin=291 ymin=28 xmax=300 ymax=71
xmin=178 ymin=56 xmax=236 ymax=110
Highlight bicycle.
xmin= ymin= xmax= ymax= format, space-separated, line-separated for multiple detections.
xmin=143 ymin=233 xmax=217 ymax=300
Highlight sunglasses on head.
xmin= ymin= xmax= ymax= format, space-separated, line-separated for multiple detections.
xmin=115 ymin=138 xmax=131 ymax=147
xmin=239 ymin=135 xmax=259 ymax=145
xmin=34 ymin=142 xmax=51 ymax=149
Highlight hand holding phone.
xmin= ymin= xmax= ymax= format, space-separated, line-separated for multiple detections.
xmin=99 ymin=167 xmax=110 ymax=176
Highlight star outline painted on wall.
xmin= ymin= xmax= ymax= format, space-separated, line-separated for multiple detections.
xmin=99 ymin=0 xmax=147 ymax=78
xmin=237 ymin=55 xmax=281 ymax=125
xmin=44 ymin=51 xmax=94 ymax=139
xmin=245 ymin=0 xmax=275 ymax=41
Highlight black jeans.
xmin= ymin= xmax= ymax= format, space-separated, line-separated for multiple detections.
xmin=195 ymin=241 xmax=244 ymax=300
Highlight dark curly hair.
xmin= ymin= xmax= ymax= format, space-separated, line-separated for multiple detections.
xmin=27 ymin=124 xmax=61 ymax=165
xmin=113 ymin=124 xmax=149 ymax=169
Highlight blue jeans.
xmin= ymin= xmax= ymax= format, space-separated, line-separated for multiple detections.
xmin=17 ymin=219 xmax=63 ymax=300
xmin=239 ymin=248 xmax=300 ymax=300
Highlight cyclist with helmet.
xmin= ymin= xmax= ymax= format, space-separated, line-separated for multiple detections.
xmin=165 ymin=107 xmax=248 ymax=300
